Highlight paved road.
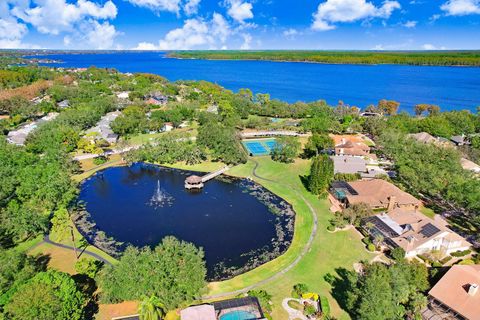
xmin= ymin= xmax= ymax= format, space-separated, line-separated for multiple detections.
xmin=42 ymin=235 xmax=113 ymax=265
xmin=202 ymin=159 xmax=318 ymax=300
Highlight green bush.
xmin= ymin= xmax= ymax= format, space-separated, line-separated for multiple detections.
xmin=439 ymin=256 xmax=453 ymax=265
xmin=459 ymin=259 xmax=475 ymax=265
xmin=93 ymin=156 xmax=108 ymax=165
xmin=327 ymin=225 xmax=335 ymax=232
xmin=362 ymin=237 xmax=372 ymax=245
xmin=450 ymin=249 xmax=471 ymax=257
xmin=304 ymin=303 xmax=316 ymax=316
xmin=367 ymin=243 xmax=376 ymax=252
xmin=320 ymin=296 xmax=331 ymax=317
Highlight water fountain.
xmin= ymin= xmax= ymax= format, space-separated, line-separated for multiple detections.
xmin=148 ymin=180 xmax=174 ymax=208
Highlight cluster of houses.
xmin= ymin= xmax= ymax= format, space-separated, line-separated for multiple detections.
xmin=6 ymin=112 xmax=58 ymax=145
xmin=84 ymin=111 xmax=121 ymax=144
xmin=409 ymin=132 xmax=480 ymax=173
xmin=330 ymin=134 xmax=389 ymax=178
xmin=330 ymin=178 xmax=471 ymax=261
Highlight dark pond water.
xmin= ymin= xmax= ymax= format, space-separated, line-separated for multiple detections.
xmin=76 ymin=163 xmax=294 ymax=280
xmin=33 ymin=52 xmax=480 ymax=113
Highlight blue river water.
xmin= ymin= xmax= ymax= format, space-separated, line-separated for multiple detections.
xmin=34 ymin=52 xmax=480 ymax=113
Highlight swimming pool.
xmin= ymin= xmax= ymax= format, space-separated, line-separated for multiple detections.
xmin=219 ymin=310 xmax=257 ymax=320
xmin=242 ymin=139 xmax=277 ymax=156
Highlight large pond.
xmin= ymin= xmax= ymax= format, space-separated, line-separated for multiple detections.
xmin=76 ymin=163 xmax=295 ymax=280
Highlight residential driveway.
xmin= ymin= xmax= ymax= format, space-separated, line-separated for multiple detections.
xmin=282 ymin=298 xmax=308 ymax=320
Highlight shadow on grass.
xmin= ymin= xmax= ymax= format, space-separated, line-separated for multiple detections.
xmin=324 ymin=268 xmax=357 ymax=319
xmin=73 ymin=274 xmax=99 ymax=320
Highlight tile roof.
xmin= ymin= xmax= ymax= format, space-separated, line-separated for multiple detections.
xmin=429 ymin=265 xmax=480 ymax=320
xmin=345 ymin=179 xmax=421 ymax=208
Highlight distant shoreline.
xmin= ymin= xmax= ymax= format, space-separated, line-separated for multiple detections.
xmin=170 ymin=55 xmax=477 ymax=68
xmin=168 ymin=50 xmax=480 ymax=67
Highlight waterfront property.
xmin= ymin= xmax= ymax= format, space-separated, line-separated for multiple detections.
xmin=181 ymin=297 xmax=265 ymax=320
xmin=330 ymin=179 xmax=421 ymax=211
xmin=424 ymin=265 xmax=480 ymax=320
xmin=242 ymin=138 xmax=277 ymax=156
xmin=362 ymin=208 xmax=470 ymax=259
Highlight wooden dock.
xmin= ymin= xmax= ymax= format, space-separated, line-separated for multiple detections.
xmin=185 ymin=166 xmax=230 ymax=189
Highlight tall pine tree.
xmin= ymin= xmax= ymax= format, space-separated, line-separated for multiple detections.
xmin=308 ymin=155 xmax=333 ymax=195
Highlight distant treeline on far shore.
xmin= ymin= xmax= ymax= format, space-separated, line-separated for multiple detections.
xmin=169 ymin=50 xmax=480 ymax=66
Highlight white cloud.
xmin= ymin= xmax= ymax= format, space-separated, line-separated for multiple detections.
xmin=225 ymin=0 xmax=254 ymax=23
xmin=0 ymin=18 xmax=28 ymax=41
xmin=184 ymin=0 xmax=201 ymax=15
xmin=422 ymin=43 xmax=447 ymax=50
xmin=240 ymin=33 xmax=251 ymax=49
xmin=136 ymin=13 xmax=231 ymax=50
xmin=13 ymin=0 xmax=117 ymax=35
xmin=441 ymin=0 xmax=480 ymax=15
xmin=134 ymin=42 xmax=159 ymax=50
xmin=403 ymin=20 xmax=417 ymax=28
xmin=283 ymin=28 xmax=299 ymax=37
xmin=126 ymin=0 xmax=182 ymax=13
xmin=83 ymin=21 xmax=119 ymax=49
xmin=312 ymin=0 xmax=401 ymax=31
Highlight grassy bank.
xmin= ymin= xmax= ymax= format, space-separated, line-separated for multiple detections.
xmin=170 ymin=50 xmax=480 ymax=66
xmin=171 ymin=157 xmax=373 ymax=319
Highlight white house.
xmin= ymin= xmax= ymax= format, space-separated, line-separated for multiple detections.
xmin=364 ymin=208 xmax=470 ymax=259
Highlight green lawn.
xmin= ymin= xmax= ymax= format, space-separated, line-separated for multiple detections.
xmin=172 ymin=157 xmax=373 ymax=319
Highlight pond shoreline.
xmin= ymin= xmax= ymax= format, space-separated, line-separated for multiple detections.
xmin=74 ymin=162 xmax=296 ymax=281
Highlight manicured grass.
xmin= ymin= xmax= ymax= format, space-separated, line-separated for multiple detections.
xmin=177 ymin=157 xmax=373 ymax=319
xmin=29 ymin=242 xmax=85 ymax=274
xmin=73 ymin=154 xmax=125 ymax=182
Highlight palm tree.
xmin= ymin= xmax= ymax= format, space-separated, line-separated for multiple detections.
xmin=138 ymin=295 xmax=166 ymax=320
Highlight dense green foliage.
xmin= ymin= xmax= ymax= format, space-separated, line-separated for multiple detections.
xmin=0 ymin=140 xmax=77 ymax=242
xmin=197 ymin=113 xmax=247 ymax=165
xmin=271 ymin=136 xmax=301 ymax=163
xmin=342 ymin=261 xmax=429 ymax=320
xmin=0 ymin=249 xmax=41 ymax=306
xmin=98 ymin=236 xmax=206 ymax=310
xmin=308 ymin=155 xmax=333 ymax=195
xmin=3 ymin=270 xmax=86 ymax=320
xmin=171 ymin=50 xmax=480 ymax=66
xmin=379 ymin=130 xmax=480 ymax=213
xmin=125 ymin=132 xmax=206 ymax=165
xmin=304 ymin=133 xmax=334 ymax=157
xmin=138 ymin=295 xmax=166 ymax=320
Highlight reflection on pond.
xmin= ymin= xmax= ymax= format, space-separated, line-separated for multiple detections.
xmin=76 ymin=163 xmax=295 ymax=280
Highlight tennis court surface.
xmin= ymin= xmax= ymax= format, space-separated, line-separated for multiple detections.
xmin=242 ymin=139 xmax=277 ymax=156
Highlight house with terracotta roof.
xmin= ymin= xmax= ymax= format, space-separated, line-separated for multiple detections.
xmin=331 ymin=179 xmax=421 ymax=211
xmin=424 ymin=265 xmax=480 ymax=320
xmin=363 ymin=208 xmax=470 ymax=259
xmin=332 ymin=135 xmax=372 ymax=157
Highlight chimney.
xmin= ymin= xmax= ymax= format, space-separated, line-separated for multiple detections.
xmin=387 ymin=196 xmax=397 ymax=212
xmin=469 ymin=284 xmax=479 ymax=296
xmin=341 ymin=138 xmax=346 ymax=145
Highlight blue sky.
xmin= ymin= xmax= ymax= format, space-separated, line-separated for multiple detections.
xmin=1 ymin=0 xmax=480 ymax=50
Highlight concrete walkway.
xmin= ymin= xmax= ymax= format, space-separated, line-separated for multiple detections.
xmin=202 ymin=159 xmax=318 ymax=300
xmin=282 ymin=298 xmax=308 ymax=320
